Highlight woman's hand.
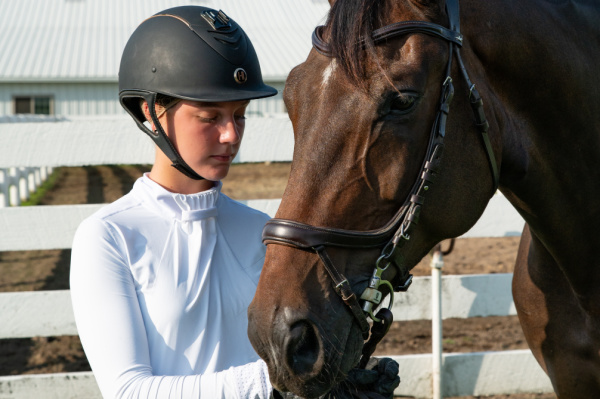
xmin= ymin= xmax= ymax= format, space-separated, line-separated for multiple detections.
xmin=271 ymin=357 xmax=400 ymax=399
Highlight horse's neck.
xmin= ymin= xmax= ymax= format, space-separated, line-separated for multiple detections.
xmin=465 ymin=0 xmax=600 ymax=261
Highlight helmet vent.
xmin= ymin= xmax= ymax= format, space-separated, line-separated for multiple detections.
xmin=212 ymin=28 xmax=242 ymax=46
xmin=202 ymin=9 xmax=231 ymax=30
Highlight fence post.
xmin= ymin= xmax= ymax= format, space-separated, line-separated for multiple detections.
xmin=431 ymin=248 xmax=444 ymax=399
xmin=9 ymin=167 xmax=20 ymax=206
xmin=0 ymin=169 xmax=9 ymax=208
xmin=18 ymin=167 xmax=30 ymax=202
xmin=33 ymin=167 xmax=42 ymax=189
xmin=28 ymin=167 xmax=37 ymax=192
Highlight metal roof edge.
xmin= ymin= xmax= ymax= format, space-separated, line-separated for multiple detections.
xmin=0 ymin=77 xmax=118 ymax=84
xmin=1 ymin=76 xmax=289 ymax=84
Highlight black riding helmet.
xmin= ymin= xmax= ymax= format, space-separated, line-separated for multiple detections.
xmin=119 ymin=6 xmax=277 ymax=180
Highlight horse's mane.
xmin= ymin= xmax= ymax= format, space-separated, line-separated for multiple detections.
xmin=326 ymin=0 xmax=383 ymax=84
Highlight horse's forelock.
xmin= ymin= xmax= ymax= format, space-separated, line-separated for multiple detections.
xmin=326 ymin=0 xmax=383 ymax=85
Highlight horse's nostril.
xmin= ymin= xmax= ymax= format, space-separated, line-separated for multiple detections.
xmin=286 ymin=320 xmax=321 ymax=376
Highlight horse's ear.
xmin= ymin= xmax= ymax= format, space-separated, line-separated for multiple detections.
xmin=328 ymin=0 xmax=335 ymax=5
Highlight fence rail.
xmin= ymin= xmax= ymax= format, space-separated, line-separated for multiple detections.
xmin=0 ymin=273 xmax=515 ymax=341
xmin=0 ymin=116 xmax=553 ymax=398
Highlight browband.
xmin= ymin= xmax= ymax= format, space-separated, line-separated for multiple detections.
xmin=312 ymin=20 xmax=463 ymax=57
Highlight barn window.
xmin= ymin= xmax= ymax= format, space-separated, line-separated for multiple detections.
xmin=13 ymin=96 xmax=53 ymax=115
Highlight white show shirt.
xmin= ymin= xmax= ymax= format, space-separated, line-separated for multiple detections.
xmin=70 ymin=175 xmax=272 ymax=399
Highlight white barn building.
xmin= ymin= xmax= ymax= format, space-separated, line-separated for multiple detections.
xmin=0 ymin=0 xmax=329 ymax=117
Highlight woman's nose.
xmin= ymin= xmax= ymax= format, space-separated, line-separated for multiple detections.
xmin=219 ymin=117 xmax=242 ymax=144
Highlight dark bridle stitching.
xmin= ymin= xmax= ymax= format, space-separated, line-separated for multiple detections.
xmin=262 ymin=0 xmax=499 ymax=367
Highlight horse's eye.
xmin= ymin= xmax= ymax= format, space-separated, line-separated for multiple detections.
xmin=390 ymin=94 xmax=417 ymax=114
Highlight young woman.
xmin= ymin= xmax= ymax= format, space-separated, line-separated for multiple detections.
xmin=70 ymin=5 xmax=398 ymax=399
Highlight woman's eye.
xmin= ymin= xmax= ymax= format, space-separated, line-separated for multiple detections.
xmin=199 ymin=115 xmax=217 ymax=122
xmin=234 ymin=114 xmax=246 ymax=122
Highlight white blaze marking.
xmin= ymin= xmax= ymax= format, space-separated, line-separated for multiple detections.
xmin=321 ymin=59 xmax=337 ymax=88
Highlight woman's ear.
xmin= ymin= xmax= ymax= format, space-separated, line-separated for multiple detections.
xmin=141 ymin=101 xmax=155 ymax=130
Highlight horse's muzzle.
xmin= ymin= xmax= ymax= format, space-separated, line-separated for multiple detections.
xmin=248 ymin=301 xmax=355 ymax=398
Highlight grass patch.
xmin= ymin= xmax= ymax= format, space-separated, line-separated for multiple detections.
xmin=20 ymin=168 xmax=61 ymax=206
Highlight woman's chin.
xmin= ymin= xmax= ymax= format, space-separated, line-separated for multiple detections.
xmin=193 ymin=165 xmax=231 ymax=182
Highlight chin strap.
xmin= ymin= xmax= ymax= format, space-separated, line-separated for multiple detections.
xmin=122 ymin=91 xmax=206 ymax=181
xmin=169 ymin=159 xmax=206 ymax=180
xmin=145 ymin=93 xmax=206 ymax=181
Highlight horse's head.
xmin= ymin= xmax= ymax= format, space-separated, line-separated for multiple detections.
xmin=248 ymin=0 xmax=499 ymax=396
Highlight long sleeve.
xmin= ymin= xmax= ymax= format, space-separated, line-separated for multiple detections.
xmin=69 ymin=190 xmax=272 ymax=399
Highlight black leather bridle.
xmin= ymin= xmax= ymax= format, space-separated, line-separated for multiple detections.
xmin=262 ymin=0 xmax=499 ymax=367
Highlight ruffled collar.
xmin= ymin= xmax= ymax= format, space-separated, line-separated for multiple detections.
xmin=134 ymin=174 xmax=221 ymax=222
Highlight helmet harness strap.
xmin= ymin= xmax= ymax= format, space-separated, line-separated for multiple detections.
xmin=142 ymin=92 xmax=206 ymax=181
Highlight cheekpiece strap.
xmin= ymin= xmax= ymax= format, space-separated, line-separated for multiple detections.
xmin=315 ymin=246 xmax=371 ymax=340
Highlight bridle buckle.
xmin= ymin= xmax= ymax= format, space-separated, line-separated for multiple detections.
xmin=360 ymin=254 xmax=396 ymax=323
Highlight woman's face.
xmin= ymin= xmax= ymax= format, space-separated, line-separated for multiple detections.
xmin=161 ymin=99 xmax=249 ymax=181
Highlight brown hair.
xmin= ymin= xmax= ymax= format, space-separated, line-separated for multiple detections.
xmin=140 ymin=94 xmax=181 ymax=121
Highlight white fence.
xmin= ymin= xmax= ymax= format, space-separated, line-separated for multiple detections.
xmin=0 ymin=166 xmax=54 ymax=207
xmin=0 ymin=116 xmax=553 ymax=398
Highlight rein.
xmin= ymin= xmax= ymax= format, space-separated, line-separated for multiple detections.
xmin=262 ymin=0 xmax=499 ymax=367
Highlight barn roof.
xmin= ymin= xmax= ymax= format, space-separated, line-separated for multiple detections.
xmin=0 ymin=0 xmax=329 ymax=83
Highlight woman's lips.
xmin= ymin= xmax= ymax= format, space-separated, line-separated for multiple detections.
xmin=212 ymin=154 xmax=233 ymax=162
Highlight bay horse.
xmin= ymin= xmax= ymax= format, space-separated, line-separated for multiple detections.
xmin=247 ymin=0 xmax=600 ymax=397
